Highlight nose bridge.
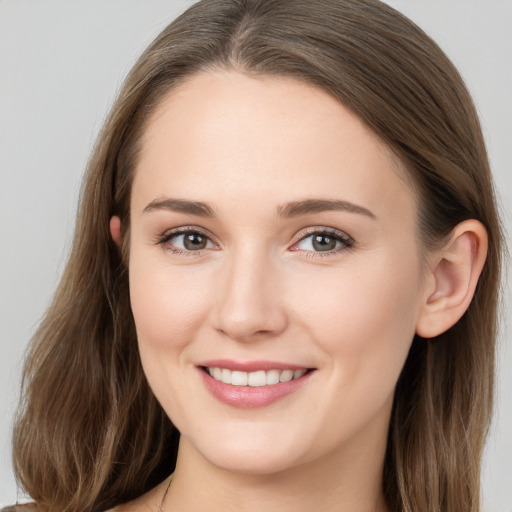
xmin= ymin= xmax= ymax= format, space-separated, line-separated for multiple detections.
xmin=213 ymin=242 xmax=287 ymax=342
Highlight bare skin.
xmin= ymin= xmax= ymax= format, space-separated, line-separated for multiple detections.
xmin=108 ymin=477 xmax=171 ymax=512
xmin=110 ymin=70 xmax=487 ymax=512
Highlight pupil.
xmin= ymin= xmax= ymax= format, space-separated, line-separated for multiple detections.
xmin=312 ymin=234 xmax=336 ymax=251
xmin=184 ymin=233 xmax=207 ymax=250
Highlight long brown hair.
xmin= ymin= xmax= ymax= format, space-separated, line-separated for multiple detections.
xmin=12 ymin=1 xmax=503 ymax=511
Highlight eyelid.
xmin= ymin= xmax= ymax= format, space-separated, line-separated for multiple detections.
xmin=154 ymin=225 xmax=353 ymax=257
xmin=156 ymin=225 xmax=220 ymax=253
xmin=289 ymin=226 xmax=354 ymax=255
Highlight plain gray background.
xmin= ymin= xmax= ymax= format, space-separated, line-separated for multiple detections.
xmin=0 ymin=0 xmax=510 ymax=508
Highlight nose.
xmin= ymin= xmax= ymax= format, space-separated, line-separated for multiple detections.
xmin=211 ymin=248 xmax=288 ymax=343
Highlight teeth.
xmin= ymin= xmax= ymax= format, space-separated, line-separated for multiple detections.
xmin=266 ymin=369 xmax=280 ymax=385
xmin=279 ymin=369 xmax=293 ymax=382
xmin=221 ymin=368 xmax=231 ymax=384
xmin=248 ymin=370 xmax=266 ymax=387
xmin=294 ymin=369 xmax=306 ymax=379
xmin=206 ymin=367 xmax=309 ymax=387
xmin=231 ymin=371 xmax=248 ymax=386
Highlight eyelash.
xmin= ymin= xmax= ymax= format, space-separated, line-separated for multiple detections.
xmin=156 ymin=226 xmax=354 ymax=258
xmin=290 ymin=227 xmax=354 ymax=257
xmin=156 ymin=226 xmax=217 ymax=257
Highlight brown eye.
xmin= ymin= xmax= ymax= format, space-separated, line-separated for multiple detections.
xmin=293 ymin=229 xmax=353 ymax=254
xmin=160 ymin=229 xmax=216 ymax=253
xmin=183 ymin=232 xmax=208 ymax=250
xmin=311 ymin=234 xmax=338 ymax=251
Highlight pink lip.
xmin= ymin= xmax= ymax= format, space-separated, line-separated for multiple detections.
xmin=197 ymin=363 xmax=315 ymax=409
xmin=198 ymin=359 xmax=310 ymax=372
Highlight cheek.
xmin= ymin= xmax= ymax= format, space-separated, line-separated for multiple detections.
xmin=128 ymin=254 xmax=213 ymax=355
xmin=128 ymin=254 xmax=216 ymax=421
xmin=292 ymin=251 xmax=422 ymax=372
xmin=283 ymin=252 xmax=423 ymax=447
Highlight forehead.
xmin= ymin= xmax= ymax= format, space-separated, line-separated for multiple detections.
xmin=132 ymin=70 xmax=417 ymax=223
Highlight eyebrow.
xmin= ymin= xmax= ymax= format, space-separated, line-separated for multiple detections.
xmin=143 ymin=197 xmax=375 ymax=219
xmin=143 ymin=198 xmax=215 ymax=217
xmin=276 ymin=199 xmax=376 ymax=219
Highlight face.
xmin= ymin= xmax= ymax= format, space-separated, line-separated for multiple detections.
xmin=126 ymin=70 xmax=430 ymax=475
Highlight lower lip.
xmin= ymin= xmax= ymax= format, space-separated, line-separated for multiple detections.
xmin=198 ymin=368 xmax=314 ymax=408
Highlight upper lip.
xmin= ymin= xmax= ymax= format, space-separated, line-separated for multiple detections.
xmin=198 ymin=359 xmax=314 ymax=372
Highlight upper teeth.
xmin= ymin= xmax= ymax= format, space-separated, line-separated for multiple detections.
xmin=207 ymin=367 xmax=307 ymax=387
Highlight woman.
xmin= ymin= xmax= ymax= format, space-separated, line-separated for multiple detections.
xmin=7 ymin=0 xmax=503 ymax=511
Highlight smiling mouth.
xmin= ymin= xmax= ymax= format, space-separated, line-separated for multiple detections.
xmin=201 ymin=367 xmax=313 ymax=387
xmin=198 ymin=363 xmax=316 ymax=408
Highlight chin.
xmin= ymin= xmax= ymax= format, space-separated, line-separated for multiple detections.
xmin=186 ymin=429 xmax=309 ymax=476
xmin=209 ymin=450 xmax=300 ymax=476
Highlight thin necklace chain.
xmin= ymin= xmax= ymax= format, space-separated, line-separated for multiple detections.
xmin=158 ymin=475 xmax=173 ymax=512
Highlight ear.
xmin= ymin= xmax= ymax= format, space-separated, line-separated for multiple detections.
xmin=110 ymin=216 xmax=122 ymax=248
xmin=416 ymin=219 xmax=488 ymax=338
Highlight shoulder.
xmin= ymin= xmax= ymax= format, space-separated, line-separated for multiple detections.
xmin=1 ymin=505 xmax=119 ymax=512
xmin=1 ymin=505 xmax=38 ymax=512
xmin=0 ymin=506 xmax=121 ymax=512
xmin=1 ymin=502 xmax=128 ymax=512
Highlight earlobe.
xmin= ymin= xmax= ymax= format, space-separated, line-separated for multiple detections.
xmin=110 ymin=216 xmax=122 ymax=248
xmin=416 ymin=220 xmax=488 ymax=338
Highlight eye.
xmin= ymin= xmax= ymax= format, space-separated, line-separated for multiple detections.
xmin=291 ymin=228 xmax=353 ymax=254
xmin=158 ymin=228 xmax=217 ymax=253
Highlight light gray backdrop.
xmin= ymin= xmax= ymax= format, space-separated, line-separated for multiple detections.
xmin=0 ymin=0 xmax=510 ymax=509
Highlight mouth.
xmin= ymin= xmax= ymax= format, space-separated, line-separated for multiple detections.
xmin=197 ymin=360 xmax=316 ymax=408
xmin=201 ymin=366 xmax=312 ymax=387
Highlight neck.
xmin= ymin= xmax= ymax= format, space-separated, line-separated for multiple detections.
xmin=164 ymin=433 xmax=389 ymax=512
